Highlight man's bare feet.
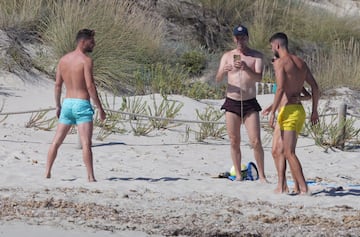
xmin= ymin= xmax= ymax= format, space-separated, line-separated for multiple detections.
xmin=293 ymin=183 xmax=300 ymax=194
xmin=88 ymin=176 xmax=97 ymax=182
xmin=259 ymin=178 xmax=270 ymax=184
xmin=274 ymin=187 xmax=289 ymax=194
xmin=299 ymin=191 xmax=311 ymax=196
xmin=274 ymin=183 xmax=289 ymax=194
xmin=298 ymin=185 xmax=308 ymax=194
xmin=287 ymin=190 xmax=311 ymax=196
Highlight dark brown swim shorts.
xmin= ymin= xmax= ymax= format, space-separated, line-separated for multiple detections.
xmin=221 ymin=97 xmax=262 ymax=118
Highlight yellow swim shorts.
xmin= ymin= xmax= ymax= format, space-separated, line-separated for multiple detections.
xmin=277 ymin=104 xmax=306 ymax=134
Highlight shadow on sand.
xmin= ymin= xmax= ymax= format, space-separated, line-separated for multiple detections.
xmin=105 ymin=176 xmax=189 ymax=182
xmin=311 ymin=186 xmax=360 ymax=197
xmin=92 ymin=141 xmax=126 ymax=147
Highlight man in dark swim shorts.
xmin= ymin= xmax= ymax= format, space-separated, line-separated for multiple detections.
xmin=221 ymin=97 xmax=262 ymax=118
xmin=215 ymin=24 xmax=267 ymax=182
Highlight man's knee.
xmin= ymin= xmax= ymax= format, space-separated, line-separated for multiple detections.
xmin=251 ymin=138 xmax=262 ymax=150
xmin=80 ymin=137 xmax=92 ymax=148
xmin=51 ymin=140 xmax=63 ymax=149
xmin=228 ymin=134 xmax=240 ymax=147
xmin=284 ymin=149 xmax=296 ymax=159
xmin=272 ymin=147 xmax=280 ymax=158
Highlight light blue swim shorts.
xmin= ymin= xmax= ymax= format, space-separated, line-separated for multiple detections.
xmin=58 ymin=98 xmax=94 ymax=125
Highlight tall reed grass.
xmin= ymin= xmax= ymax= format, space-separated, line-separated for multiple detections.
xmin=0 ymin=0 xmax=44 ymax=29
xmin=243 ymin=0 xmax=360 ymax=91
xmin=40 ymin=0 xmax=164 ymax=92
xmin=306 ymin=38 xmax=360 ymax=90
xmin=1 ymin=0 xmax=360 ymax=95
xmin=198 ymin=0 xmax=360 ymax=91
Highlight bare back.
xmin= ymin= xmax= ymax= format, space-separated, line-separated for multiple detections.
xmin=274 ymin=54 xmax=308 ymax=107
xmin=57 ymin=51 xmax=92 ymax=100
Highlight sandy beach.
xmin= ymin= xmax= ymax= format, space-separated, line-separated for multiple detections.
xmin=1 ymin=72 xmax=360 ymax=236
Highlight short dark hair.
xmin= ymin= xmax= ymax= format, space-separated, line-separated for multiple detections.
xmin=269 ymin=32 xmax=288 ymax=47
xmin=76 ymin=29 xmax=95 ymax=42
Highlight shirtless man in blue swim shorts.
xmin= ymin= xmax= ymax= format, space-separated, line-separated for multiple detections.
xmin=216 ymin=24 xmax=267 ymax=182
xmin=266 ymin=32 xmax=319 ymax=194
xmin=45 ymin=29 xmax=106 ymax=182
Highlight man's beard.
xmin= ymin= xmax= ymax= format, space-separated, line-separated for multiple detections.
xmin=237 ymin=43 xmax=247 ymax=52
xmin=85 ymin=46 xmax=93 ymax=53
xmin=274 ymin=50 xmax=280 ymax=59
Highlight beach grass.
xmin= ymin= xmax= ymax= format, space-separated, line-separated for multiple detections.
xmin=306 ymin=38 xmax=360 ymax=90
xmin=1 ymin=0 xmax=360 ymax=95
xmin=198 ymin=0 xmax=360 ymax=90
xmin=39 ymin=0 xmax=165 ymax=93
xmin=0 ymin=0 xmax=44 ymax=30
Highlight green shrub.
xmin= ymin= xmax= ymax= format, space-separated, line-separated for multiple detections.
xmin=303 ymin=105 xmax=360 ymax=151
xmin=180 ymin=50 xmax=206 ymax=76
xmin=194 ymin=106 xmax=226 ymax=141
xmin=147 ymin=94 xmax=184 ymax=129
xmin=185 ymin=81 xmax=225 ymax=100
xmin=25 ymin=110 xmax=57 ymax=131
xmin=95 ymin=93 xmax=126 ymax=141
xmin=133 ymin=63 xmax=190 ymax=96
xmin=119 ymin=96 xmax=153 ymax=136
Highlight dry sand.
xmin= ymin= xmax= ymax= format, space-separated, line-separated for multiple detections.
xmin=1 ymin=73 xmax=359 ymax=236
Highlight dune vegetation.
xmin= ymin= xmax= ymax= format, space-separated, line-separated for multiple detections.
xmin=1 ymin=0 xmax=360 ymax=98
xmin=1 ymin=0 xmax=360 ymax=148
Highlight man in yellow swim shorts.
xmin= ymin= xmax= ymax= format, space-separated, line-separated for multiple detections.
xmin=266 ymin=32 xmax=320 ymax=195
xmin=278 ymin=104 xmax=306 ymax=135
